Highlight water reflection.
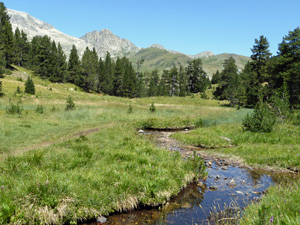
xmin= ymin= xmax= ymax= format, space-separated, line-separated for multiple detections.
xmin=86 ymin=131 xmax=298 ymax=225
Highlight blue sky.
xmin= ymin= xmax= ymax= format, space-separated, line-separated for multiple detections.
xmin=4 ymin=0 xmax=300 ymax=56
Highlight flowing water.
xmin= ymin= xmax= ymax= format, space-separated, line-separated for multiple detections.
xmin=88 ymin=130 xmax=297 ymax=225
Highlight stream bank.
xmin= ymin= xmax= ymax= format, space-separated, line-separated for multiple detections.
xmin=87 ymin=130 xmax=298 ymax=225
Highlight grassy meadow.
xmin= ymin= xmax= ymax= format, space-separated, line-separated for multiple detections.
xmin=0 ymin=67 xmax=230 ymax=224
xmin=1 ymin=67 xmax=300 ymax=224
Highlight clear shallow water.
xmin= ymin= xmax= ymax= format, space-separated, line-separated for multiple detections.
xmin=86 ymin=131 xmax=297 ymax=225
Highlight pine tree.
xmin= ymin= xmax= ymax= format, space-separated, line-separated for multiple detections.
xmin=169 ymin=66 xmax=179 ymax=96
xmin=0 ymin=81 xmax=3 ymax=96
xmin=186 ymin=59 xmax=210 ymax=94
xmin=277 ymin=27 xmax=300 ymax=108
xmin=250 ymin=35 xmax=271 ymax=83
xmin=211 ymin=70 xmax=220 ymax=84
xmin=158 ymin=70 xmax=169 ymax=96
xmin=67 ymin=44 xmax=81 ymax=84
xmin=148 ymin=70 xmax=159 ymax=96
xmin=13 ymin=28 xmax=29 ymax=67
xmin=0 ymin=2 xmax=14 ymax=68
xmin=24 ymin=76 xmax=35 ymax=94
xmin=100 ymin=52 xmax=114 ymax=95
xmin=81 ymin=47 xmax=98 ymax=92
xmin=122 ymin=58 xmax=136 ymax=98
xmin=178 ymin=65 xmax=187 ymax=97
xmin=213 ymin=57 xmax=239 ymax=105
xmin=113 ymin=57 xmax=124 ymax=96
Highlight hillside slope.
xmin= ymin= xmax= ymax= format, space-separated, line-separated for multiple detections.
xmin=129 ymin=48 xmax=250 ymax=77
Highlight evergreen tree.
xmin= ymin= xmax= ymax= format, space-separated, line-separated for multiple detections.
xmin=158 ymin=70 xmax=169 ymax=96
xmin=0 ymin=2 xmax=14 ymax=68
xmin=0 ymin=81 xmax=3 ymax=96
xmin=100 ymin=52 xmax=114 ymax=95
xmin=67 ymin=44 xmax=81 ymax=84
xmin=213 ymin=57 xmax=239 ymax=105
xmin=113 ymin=57 xmax=124 ymax=96
xmin=24 ymin=76 xmax=35 ymax=94
xmin=122 ymin=57 xmax=136 ymax=98
xmin=29 ymin=35 xmax=52 ymax=78
xmin=276 ymin=27 xmax=300 ymax=108
xmin=211 ymin=70 xmax=220 ymax=84
xmin=147 ymin=70 xmax=160 ymax=96
xmin=186 ymin=59 xmax=210 ymax=94
xmin=243 ymin=35 xmax=272 ymax=107
xmin=13 ymin=28 xmax=29 ymax=67
xmin=178 ymin=65 xmax=187 ymax=97
xmin=169 ymin=66 xmax=179 ymax=96
xmin=250 ymin=35 xmax=271 ymax=83
xmin=136 ymin=71 xmax=145 ymax=97
xmin=81 ymin=47 xmax=98 ymax=92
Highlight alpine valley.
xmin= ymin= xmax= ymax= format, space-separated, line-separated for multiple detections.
xmin=8 ymin=8 xmax=249 ymax=77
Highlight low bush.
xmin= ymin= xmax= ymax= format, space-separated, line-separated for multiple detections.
xmin=242 ymin=102 xmax=276 ymax=133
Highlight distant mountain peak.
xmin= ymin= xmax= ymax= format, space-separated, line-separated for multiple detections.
xmin=80 ymin=29 xmax=140 ymax=58
xmin=149 ymin=44 xmax=165 ymax=49
xmin=7 ymin=8 xmax=92 ymax=57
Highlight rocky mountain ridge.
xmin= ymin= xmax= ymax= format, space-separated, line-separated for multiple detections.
xmin=80 ymin=29 xmax=140 ymax=58
xmin=7 ymin=8 xmax=250 ymax=77
xmin=8 ymin=8 xmax=216 ymax=60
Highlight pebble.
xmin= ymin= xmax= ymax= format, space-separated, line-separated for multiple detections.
xmin=209 ymin=186 xmax=218 ymax=190
xmin=228 ymin=179 xmax=237 ymax=188
xmin=221 ymin=166 xmax=228 ymax=170
xmin=197 ymin=181 xmax=206 ymax=189
xmin=97 ymin=216 xmax=107 ymax=224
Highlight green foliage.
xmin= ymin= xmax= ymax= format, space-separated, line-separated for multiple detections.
xmin=0 ymin=81 xmax=3 ymax=96
xmin=213 ymin=57 xmax=240 ymax=106
xmin=24 ymin=76 xmax=35 ymax=94
xmin=35 ymin=105 xmax=44 ymax=114
xmin=149 ymin=102 xmax=156 ymax=113
xmin=269 ymin=82 xmax=290 ymax=121
xmin=65 ymin=95 xmax=75 ymax=110
xmin=242 ymin=102 xmax=276 ymax=132
xmin=127 ymin=104 xmax=133 ymax=114
xmin=16 ymin=77 xmax=23 ymax=82
xmin=16 ymin=86 xmax=21 ymax=93
xmin=6 ymin=100 xmax=22 ymax=115
xmin=194 ymin=118 xmax=204 ymax=128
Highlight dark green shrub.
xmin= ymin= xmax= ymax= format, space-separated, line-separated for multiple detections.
xmin=65 ymin=95 xmax=75 ymax=110
xmin=242 ymin=102 xmax=276 ymax=132
xmin=24 ymin=76 xmax=35 ymax=95
xmin=35 ymin=105 xmax=44 ymax=114
xmin=127 ymin=104 xmax=133 ymax=113
xmin=16 ymin=86 xmax=21 ymax=93
xmin=194 ymin=118 xmax=204 ymax=128
xmin=149 ymin=103 xmax=156 ymax=113
xmin=51 ymin=106 xmax=57 ymax=112
xmin=17 ymin=77 xmax=23 ymax=82
xmin=6 ymin=101 xmax=23 ymax=115
xmin=0 ymin=81 xmax=3 ymax=96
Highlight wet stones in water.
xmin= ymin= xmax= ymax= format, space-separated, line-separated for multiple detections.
xmin=197 ymin=181 xmax=206 ymax=189
xmin=221 ymin=166 xmax=228 ymax=170
xmin=97 ymin=216 xmax=107 ymax=224
xmin=209 ymin=186 xmax=218 ymax=190
xmin=228 ymin=179 xmax=237 ymax=188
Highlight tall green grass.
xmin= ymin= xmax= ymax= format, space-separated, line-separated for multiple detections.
xmin=0 ymin=124 xmax=204 ymax=224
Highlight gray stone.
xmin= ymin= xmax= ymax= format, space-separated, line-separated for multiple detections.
xmin=97 ymin=216 xmax=107 ymax=224
xmin=228 ymin=179 xmax=237 ymax=188
xmin=221 ymin=166 xmax=228 ymax=170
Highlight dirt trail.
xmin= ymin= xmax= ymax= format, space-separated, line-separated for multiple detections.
xmin=1 ymin=127 xmax=100 ymax=160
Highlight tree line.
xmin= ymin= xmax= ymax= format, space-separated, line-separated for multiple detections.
xmin=212 ymin=29 xmax=300 ymax=109
xmin=0 ymin=2 xmax=210 ymax=98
